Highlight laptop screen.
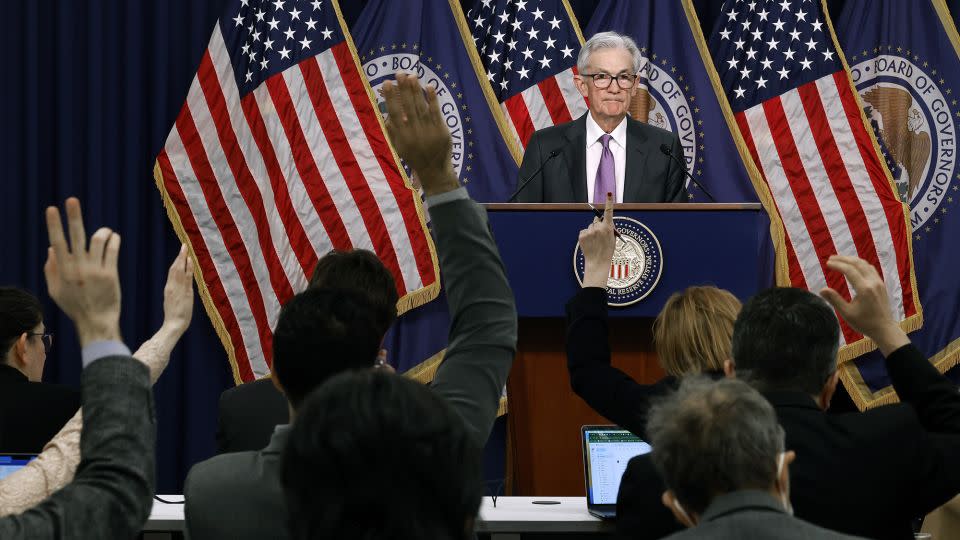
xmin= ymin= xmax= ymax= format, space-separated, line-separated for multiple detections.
xmin=583 ymin=427 xmax=652 ymax=506
xmin=0 ymin=454 xmax=37 ymax=481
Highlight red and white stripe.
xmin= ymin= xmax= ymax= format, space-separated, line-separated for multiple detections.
xmin=502 ymin=67 xmax=589 ymax=148
xmin=735 ymin=71 xmax=917 ymax=347
xmin=610 ymin=261 xmax=630 ymax=280
xmin=157 ymin=23 xmax=437 ymax=380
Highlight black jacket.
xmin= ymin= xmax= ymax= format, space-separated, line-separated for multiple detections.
xmin=0 ymin=355 xmax=155 ymax=539
xmin=216 ymin=378 xmax=289 ymax=454
xmin=616 ymin=343 xmax=960 ymax=540
xmin=0 ymin=363 xmax=79 ymax=453
xmin=515 ymin=114 xmax=688 ymax=203
xmin=566 ymin=287 xmax=720 ymax=440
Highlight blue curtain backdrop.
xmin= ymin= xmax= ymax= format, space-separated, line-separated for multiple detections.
xmin=2 ymin=0 xmax=959 ymax=494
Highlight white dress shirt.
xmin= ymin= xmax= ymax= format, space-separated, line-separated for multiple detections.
xmin=585 ymin=113 xmax=628 ymax=203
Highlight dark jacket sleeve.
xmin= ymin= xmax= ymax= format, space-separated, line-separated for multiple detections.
xmin=665 ymin=132 xmax=689 ymax=203
xmin=0 ymin=355 xmax=155 ymax=539
xmin=885 ymin=343 xmax=960 ymax=434
xmin=428 ymin=196 xmax=518 ymax=447
xmin=616 ymin=454 xmax=683 ymax=540
xmin=881 ymin=344 xmax=960 ymax=516
xmin=216 ymin=379 xmax=289 ymax=454
xmin=566 ymin=287 xmax=665 ymax=438
xmin=514 ymin=131 xmax=545 ymax=202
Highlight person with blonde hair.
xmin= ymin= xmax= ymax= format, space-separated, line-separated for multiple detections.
xmin=652 ymin=286 xmax=741 ymax=379
xmin=565 ymin=196 xmax=740 ymax=438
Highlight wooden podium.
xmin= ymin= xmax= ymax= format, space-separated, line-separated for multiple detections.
xmin=484 ymin=203 xmax=771 ymax=496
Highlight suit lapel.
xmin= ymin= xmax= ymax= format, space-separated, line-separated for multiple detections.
xmin=563 ymin=115 xmax=588 ymax=203
xmin=623 ymin=118 xmax=651 ymax=202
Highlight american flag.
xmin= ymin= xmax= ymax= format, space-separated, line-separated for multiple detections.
xmin=154 ymin=0 xmax=439 ymax=382
xmin=466 ymin=0 xmax=587 ymax=149
xmin=709 ymin=0 xmax=919 ymax=351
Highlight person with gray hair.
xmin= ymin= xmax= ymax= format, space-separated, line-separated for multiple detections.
xmin=514 ymin=31 xmax=688 ymax=203
xmin=618 ymin=255 xmax=960 ymax=540
xmin=648 ymin=377 xmax=866 ymax=539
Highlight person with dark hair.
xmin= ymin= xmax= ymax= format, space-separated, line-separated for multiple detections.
xmin=0 ymin=245 xmax=194 ymax=516
xmin=283 ymin=370 xmax=481 ymax=540
xmin=648 ymin=377 xmax=864 ymax=539
xmin=0 ymin=198 xmax=156 ymax=538
xmin=215 ymin=248 xmax=398 ymax=454
xmin=0 ymin=287 xmax=80 ymax=453
xmin=184 ymin=72 xmax=517 ymax=540
xmin=564 ymin=199 xmax=740 ymax=439
xmin=617 ymin=256 xmax=960 ymax=540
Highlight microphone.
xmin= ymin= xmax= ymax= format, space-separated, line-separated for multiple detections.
xmin=508 ymin=148 xmax=562 ymax=202
xmin=659 ymin=144 xmax=717 ymax=202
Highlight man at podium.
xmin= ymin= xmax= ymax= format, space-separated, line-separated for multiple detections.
xmin=514 ymin=32 xmax=689 ymax=204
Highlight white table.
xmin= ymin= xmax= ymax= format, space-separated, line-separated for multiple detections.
xmin=478 ymin=496 xmax=612 ymax=536
xmin=143 ymin=495 xmax=185 ymax=536
xmin=144 ymin=495 xmax=613 ymax=538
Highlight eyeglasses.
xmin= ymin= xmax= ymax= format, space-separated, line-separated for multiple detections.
xmin=28 ymin=333 xmax=53 ymax=354
xmin=581 ymin=72 xmax=638 ymax=89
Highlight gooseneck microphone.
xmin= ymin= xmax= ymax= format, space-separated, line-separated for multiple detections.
xmin=659 ymin=144 xmax=717 ymax=203
xmin=508 ymin=148 xmax=562 ymax=202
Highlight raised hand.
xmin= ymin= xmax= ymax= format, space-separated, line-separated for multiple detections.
xmin=381 ymin=73 xmax=459 ymax=196
xmin=43 ymin=198 xmax=122 ymax=346
xmin=819 ymin=255 xmax=909 ymax=355
xmin=579 ymin=194 xmax=616 ymax=289
xmin=162 ymin=245 xmax=195 ymax=335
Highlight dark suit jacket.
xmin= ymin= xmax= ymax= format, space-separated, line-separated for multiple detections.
xmin=565 ymin=287 xmax=720 ymax=440
xmin=515 ymin=114 xmax=688 ymax=203
xmin=216 ymin=378 xmax=289 ymax=454
xmin=184 ymin=193 xmax=518 ymax=539
xmin=186 ymin=426 xmax=289 ymax=539
xmin=661 ymin=490 xmax=867 ymax=540
xmin=616 ymin=344 xmax=960 ymax=540
xmin=0 ymin=363 xmax=80 ymax=453
xmin=0 ymin=355 xmax=156 ymax=539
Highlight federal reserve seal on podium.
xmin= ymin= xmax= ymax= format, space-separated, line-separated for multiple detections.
xmin=574 ymin=217 xmax=664 ymax=307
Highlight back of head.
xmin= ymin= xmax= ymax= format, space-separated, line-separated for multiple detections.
xmin=309 ymin=249 xmax=399 ymax=336
xmin=647 ymin=377 xmax=784 ymax=515
xmin=732 ymin=287 xmax=839 ymax=395
xmin=282 ymin=370 xmax=481 ymax=540
xmin=652 ymin=286 xmax=741 ymax=377
xmin=0 ymin=287 xmax=42 ymax=360
xmin=271 ymin=288 xmax=382 ymax=409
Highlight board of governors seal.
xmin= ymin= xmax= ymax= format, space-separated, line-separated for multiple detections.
xmin=573 ymin=217 xmax=663 ymax=307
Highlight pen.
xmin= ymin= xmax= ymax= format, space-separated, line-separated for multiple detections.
xmin=587 ymin=204 xmax=624 ymax=241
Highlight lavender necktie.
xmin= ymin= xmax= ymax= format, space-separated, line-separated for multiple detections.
xmin=593 ymin=133 xmax=615 ymax=204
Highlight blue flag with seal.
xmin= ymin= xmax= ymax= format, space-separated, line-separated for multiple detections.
xmin=350 ymin=1 xmax=516 ymax=405
xmin=583 ymin=0 xmax=760 ymax=203
xmin=834 ymin=0 xmax=960 ymax=405
xmin=351 ymin=0 xmax=520 ymax=202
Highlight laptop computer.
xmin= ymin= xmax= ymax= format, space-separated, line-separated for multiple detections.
xmin=0 ymin=454 xmax=38 ymax=481
xmin=581 ymin=425 xmax=652 ymax=520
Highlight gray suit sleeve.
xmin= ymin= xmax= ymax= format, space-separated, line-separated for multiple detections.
xmin=427 ymin=194 xmax=518 ymax=447
xmin=0 ymin=356 xmax=156 ymax=539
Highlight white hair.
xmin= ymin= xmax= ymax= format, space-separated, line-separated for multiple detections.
xmin=577 ymin=31 xmax=643 ymax=75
